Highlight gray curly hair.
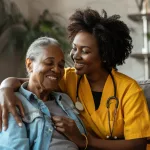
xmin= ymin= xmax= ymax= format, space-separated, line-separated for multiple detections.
xmin=26 ymin=37 xmax=61 ymax=61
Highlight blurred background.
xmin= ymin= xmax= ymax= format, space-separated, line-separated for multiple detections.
xmin=0 ymin=0 xmax=150 ymax=82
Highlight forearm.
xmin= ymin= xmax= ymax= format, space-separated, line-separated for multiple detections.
xmin=88 ymin=136 xmax=147 ymax=150
xmin=0 ymin=77 xmax=28 ymax=91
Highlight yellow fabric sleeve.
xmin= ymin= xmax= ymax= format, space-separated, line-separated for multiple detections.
xmin=122 ymin=82 xmax=150 ymax=139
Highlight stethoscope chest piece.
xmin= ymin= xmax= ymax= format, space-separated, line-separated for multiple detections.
xmin=75 ymin=98 xmax=84 ymax=111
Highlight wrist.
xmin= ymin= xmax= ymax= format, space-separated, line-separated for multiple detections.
xmin=82 ymin=133 xmax=88 ymax=150
xmin=87 ymin=134 xmax=103 ymax=149
xmin=80 ymin=134 xmax=88 ymax=149
xmin=73 ymin=133 xmax=87 ymax=148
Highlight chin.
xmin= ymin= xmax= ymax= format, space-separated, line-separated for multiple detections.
xmin=75 ymin=69 xmax=85 ymax=76
xmin=47 ymin=86 xmax=57 ymax=91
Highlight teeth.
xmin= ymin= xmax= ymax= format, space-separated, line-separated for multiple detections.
xmin=76 ymin=63 xmax=84 ymax=66
xmin=47 ymin=76 xmax=57 ymax=80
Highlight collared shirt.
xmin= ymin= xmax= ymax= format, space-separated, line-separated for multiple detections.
xmin=0 ymin=82 xmax=86 ymax=150
xmin=45 ymin=100 xmax=79 ymax=150
xmin=59 ymin=67 xmax=150 ymax=141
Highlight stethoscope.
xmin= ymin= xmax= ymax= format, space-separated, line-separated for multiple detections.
xmin=75 ymin=71 xmax=119 ymax=140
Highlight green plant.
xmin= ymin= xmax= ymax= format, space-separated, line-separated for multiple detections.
xmin=0 ymin=0 xmax=27 ymax=55
xmin=147 ymin=32 xmax=150 ymax=39
xmin=0 ymin=0 xmax=71 ymax=77
xmin=22 ymin=9 xmax=70 ymax=56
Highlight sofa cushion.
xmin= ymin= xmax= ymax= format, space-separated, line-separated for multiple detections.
xmin=138 ymin=80 xmax=150 ymax=111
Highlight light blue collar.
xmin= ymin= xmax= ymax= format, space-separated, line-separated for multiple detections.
xmin=19 ymin=82 xmax=62 ymax=102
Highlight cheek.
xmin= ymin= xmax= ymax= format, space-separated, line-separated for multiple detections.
xmin=34 ymin=64 xmax=47 ymax=73
xmin=34 ymin=71 xmax=44 ymax=82
xmin=33 ymin=65 xmax=45 ymax=82
xmin=70 ymin=50 xmax=74 ymax=60
xmin=82 ymin=55 xmax=93 ymax=64
xmin=84 ymin=55 xmax=101 ymax=66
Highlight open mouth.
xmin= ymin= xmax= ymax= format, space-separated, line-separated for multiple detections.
xmin=74 ymin=63 xmax=84 ymax=69
xmin=46 ymin=76 xmax=58 ymax=81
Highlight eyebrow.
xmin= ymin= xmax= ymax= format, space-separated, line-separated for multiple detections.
xmin=60 ymin=59 xmax=65 ymax=63
xmin=73 ymin=43 xmax=91 ymax=49
xmin=45 ymin=57 xmax=55 ymax=60
xmin=45 ymin=57 xmax=65 ymax=63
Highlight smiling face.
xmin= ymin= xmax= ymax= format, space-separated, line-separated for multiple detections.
xmin=70 ymin=31 xmax=102 ymax=76
xmin=26 ymin=45 xmax=65 ymax=91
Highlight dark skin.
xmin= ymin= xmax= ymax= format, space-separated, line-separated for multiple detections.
xmin=0 ymin=32 xmax=148 ymax=150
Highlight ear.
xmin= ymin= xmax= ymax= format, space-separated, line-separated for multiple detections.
xmin=26 ymin=58 xmax=33 ymax=74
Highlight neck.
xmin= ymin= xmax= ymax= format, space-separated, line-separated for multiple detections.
xmin=27 ymin=80 xmax=51 ymax=102
xmin=86 ymin=68 xmax=110 ymax=92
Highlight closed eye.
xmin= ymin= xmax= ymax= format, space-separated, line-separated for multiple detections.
xmin=82 ymin=49 xmax=90 ymax=54
xmin=44 ymin=61 xmax=54 ymax=66
xmin=58 ymin=62 xmax=65 ymax=69
xmin=72 ymin=47 xmax=77 ymax=51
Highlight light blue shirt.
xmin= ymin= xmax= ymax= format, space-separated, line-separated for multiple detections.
xmin=0 ymin=82 xmax=86 ymax=150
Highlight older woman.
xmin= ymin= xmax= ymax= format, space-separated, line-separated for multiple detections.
xmin=0 ymin=37 xmax=87 ymax=150
xmin=1 ymin=8 xmax=150 ymax=150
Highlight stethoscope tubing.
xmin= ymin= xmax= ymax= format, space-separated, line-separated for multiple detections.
xmin=76 ymin=70 xmax=119 ymax=139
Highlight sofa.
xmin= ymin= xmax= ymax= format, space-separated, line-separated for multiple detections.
xmin=135 ymin=80 xmax=150 ymax=147
xmin=138 ymin=80 xmax=150 ymax=111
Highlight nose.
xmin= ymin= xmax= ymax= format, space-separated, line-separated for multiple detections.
xmin=51 ymin=65 xmax=60 ymax=74
xmin=70 ymin=49 xmax=81 ymax=61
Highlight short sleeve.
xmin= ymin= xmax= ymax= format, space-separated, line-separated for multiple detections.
xmin=123 ymin=82 xmax=150 ymax=139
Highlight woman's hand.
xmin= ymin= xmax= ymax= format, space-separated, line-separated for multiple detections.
xmin=0 ymin=87 xmax=25 ymax=131
xmin=52 ymin=116 xmax=86 ymax=148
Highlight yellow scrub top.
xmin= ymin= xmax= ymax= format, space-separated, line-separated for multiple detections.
xmin=59 ymin=68 xmax=150 ymax=141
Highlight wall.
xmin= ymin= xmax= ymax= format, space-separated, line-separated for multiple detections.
xmin=3 ymin=0 xmax=147 ymax=81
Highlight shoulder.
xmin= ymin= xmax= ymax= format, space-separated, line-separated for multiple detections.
xmin=60 ymin=67 xmax=77 ymax=82
xmin=52 ymin=92 xmax=75 ymax=108
xmin=59 ymin=67 xmax=78 ymax=92
xmin=65 ymin=67 xmax=76 ymax=73
xmin=15 ymin=92 xmax=29 ymax=104
xmin=15 ymin=91 xmax=26 ymax=99
xmin=15 ymin=92 xmax=33 ymax=106
xmin=114 ymin=70 xmax=137 ymax=83
xmin=14 ymin=92 xmax=37 ymax=115
xmin=53 ymin=92 xmax=73 ymax=104
xmin=114 ymin=72 xmax=148 ymax=108
xmin=113 ymin=70 xmax=142 ymax=92
xmin=64 ymin=67 xmax=77 ymax=77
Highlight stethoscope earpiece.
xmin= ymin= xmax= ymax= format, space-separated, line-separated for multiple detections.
xmin=106 ymin=135 xmax=118 ymax=140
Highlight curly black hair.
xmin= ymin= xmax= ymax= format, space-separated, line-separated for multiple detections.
xmin=67 ymin=8 xmax=133 ymax=69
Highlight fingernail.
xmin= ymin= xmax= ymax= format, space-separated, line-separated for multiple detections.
xmin=3 ymin=126 xmax=6 ymax=131
xmin=18 ymin=123 xmax=22 ymax=127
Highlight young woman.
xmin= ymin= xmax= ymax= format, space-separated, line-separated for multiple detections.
xmin=0 ymin=8 xmax=150 ymax=150
xmin=0 ymin=37 xmax=87 ymax=150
